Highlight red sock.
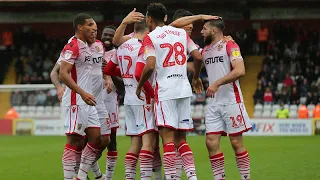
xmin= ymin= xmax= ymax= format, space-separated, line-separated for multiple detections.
xmin=125 ymin=153 xmax=139 ymax=180
xmin=62 ymin=144 xmax=82 ymax=180
xmin=106 ymin=151 xmax=118 ymax=180
xmin=140 ymin=150 xmax=154 ymax=180
xmin=77 ymin=143 xmax=102 ymax=180
xmin=236 ymin=151 xmax=250 ymax=180
xmin=152 ymin=146 xmax=162 ymax=180
xmin=163 ymin=143 xmax=177 ymax=180
xmin=209 ymin=153 xmax=226 ymax=180
xmin=177 ymin=142 xmax=197 ymax=180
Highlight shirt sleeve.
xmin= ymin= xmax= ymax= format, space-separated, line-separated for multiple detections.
xmin=110 ymin=50 xmax=118 ymax=65
xmin=60 ymin=41 xmax=79 ymax=65
xmin=226 ymin=41 xmax=243 ymax=61
xmin=143 ymin=34 xmax=156 ymax=59
xmin=186 ymin=33 xmax=198 ymax=54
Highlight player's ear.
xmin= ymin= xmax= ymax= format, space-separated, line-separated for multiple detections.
xmin=164 ymin=15 xmax=168 ymax=22
xmin=77 ymin=24 xmax=82 ymax=31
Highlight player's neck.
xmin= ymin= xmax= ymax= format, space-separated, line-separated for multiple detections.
xmin=153 ymin=22 xmax=165 ymax=30
xmin=75 ymin=33 xmax=87 ymax=44
xmin=133 ymin=33 xmax=144 ymax=41
xmin=211 ymin=34 xmax=223 ymax=45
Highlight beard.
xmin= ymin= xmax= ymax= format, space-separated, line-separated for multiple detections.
xmin=204 ymin=35 xmax=213 ymax=45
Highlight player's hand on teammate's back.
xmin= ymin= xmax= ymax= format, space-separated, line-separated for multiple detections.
xmin=192 ymin=78 xmax=204 ymax=94
xmin=104 ymin=78 xmax=114 ymax=94
xmin=123 ymin=8 xmax=145 ymax=24
xmin=136 ymin=87 xmax=144 ymax=101
xmin=206 ymin=82 xmax=219 ymax=98
xmin=199 ymin=15 xmax=221 ymax=21
xmin=222 ymin=35 xmax=234 ymax=43
xmin=57 ymin=86 xmax=65 ymax=102
xmin=80 ymin=91 xmax=96 ymax=106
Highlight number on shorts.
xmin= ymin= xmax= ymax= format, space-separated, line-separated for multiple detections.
xmin=118 ymin=55 xmax=133 ymax=78
xmin=230 ymin=115 xmax=243 ymax=128
xmin=160 ymin=42 xmax=187 ymax=67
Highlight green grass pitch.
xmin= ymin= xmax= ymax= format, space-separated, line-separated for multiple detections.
xmin=1 ymin=136 xmax=320 ymax=180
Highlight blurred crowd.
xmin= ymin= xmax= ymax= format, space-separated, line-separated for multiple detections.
xmin=254 ymin=25 xmax=320 ymax=106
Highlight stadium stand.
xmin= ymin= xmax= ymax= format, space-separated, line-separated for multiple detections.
xmin=253 ymin=24 xmax=320 ymax=118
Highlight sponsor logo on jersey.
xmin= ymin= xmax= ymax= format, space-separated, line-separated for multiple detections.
xmin=205 ymin=56 xmax=224 ymax=64
xmin=95 ymin=46 xmax=100 ymax=52
xmin=167 ymin=74 xmax=183 ymax=79
xmin=64 ymin=50 xmax=73 ymax=60
xmin=71 ymin=106 xmax=77 ymax=113
xmin=84 ymin=56 xmax=91 ymax=62
xmin=232 ymin=48 xmax=240 ymax=57
xmin=145 ymin=106 xmax=151 ymax=112
xmin=92 ymin=56 xmax=103 ymax=64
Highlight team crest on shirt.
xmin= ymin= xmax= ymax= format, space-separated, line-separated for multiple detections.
xmin=217 ymin=44 xmax=223 ymax=51
xmin=231 ymin=48 xmax=240 ymax=58
xmin=77 ymin=124 xmax=82 ymax=130
xmin=64 ymin=50 xmax=73 ymax=60
xmin=95 ymin=46 xmax=100 ymax=52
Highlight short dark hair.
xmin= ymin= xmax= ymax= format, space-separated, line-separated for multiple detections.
xmin=205 ymin=18 xmax=225 ymax=31
xmin=146 ymin=3 xmax=167 ymax=23
xmin=134 ymin=20 xmax=147 ymax=33
xmin=73 ymin=13 xmax=93 ymax=31
xmin=103 ymin=25 xmax=116 ymax=31
xmin=173 ymin=9 xmax=193 ymax=21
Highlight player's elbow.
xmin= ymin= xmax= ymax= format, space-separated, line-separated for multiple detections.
xmin=59 ymin=71 xmax=67 ymax=82
xmin=236 ymin=68 xmax=245 ymax=78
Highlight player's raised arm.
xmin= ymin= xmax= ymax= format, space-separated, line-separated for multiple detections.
xmin=50 ymin=62 xmax=65 ymax=102
xmin=170 ymin=14 xmax=220 ymax=28
xmin=206 ymin=41 xmax=245 ymax=97
xmin=113 ymin=8 xmax=144 ymax=46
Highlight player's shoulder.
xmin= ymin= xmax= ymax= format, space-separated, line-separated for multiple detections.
xmin=91 ymin=40 xmax=104 ymax=53
xmin=62 ymin=37 xmax=79 ymax=53
xmin=225 ymin=41 xmax=240 ymax=50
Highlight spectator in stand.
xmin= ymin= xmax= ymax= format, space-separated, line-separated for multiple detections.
xmin=300 ymin=78 xmax=309 ymax=97
xmin=257 ymin=65 xmax=268 ymax=80
xmin=276 ymin=64 xmax=286 ymax=82
xmin=310 ymin=81 xmax=319 ymax=94
xmin=253 ymin=85 xmax=264 ymax=104
xmin=11 ymin=91 xmax=22 ymax=106
xmin=37 ymin=90 xmax=47 ymax=105
xmin=313 ymin=103 xmax=320 ymax=118
xmin=269 ymin=74 xmax=278 ymax=89
xmin=298 ymin=104 xmax=309 ymax=119
xmin=273 ymin=90 xmax=281 ymax=104
xmin=264 ymin=87 xmax=273 ymax=104
xmin=279 ymin=90 xmax=290 ymax=105
xmin=306 ymin=92 xmax=319 ymax=105
xmin=276 ymin=102 xmax=289 ymax=118
xmin=283 ymin=73 xmax=293 ymax=87
xmin=27 ymin=93 xmax=37 ymax=106
xmin=290 ymin=87 xmax=300 ymax=105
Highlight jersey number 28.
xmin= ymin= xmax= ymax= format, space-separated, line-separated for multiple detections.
xmin=160 ymin=42 xmax=186 ymax=67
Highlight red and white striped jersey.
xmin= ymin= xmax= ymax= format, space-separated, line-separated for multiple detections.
xmin=202 ymin=40 xmax=244 ymax=105
xmin=60 ymin=37 xmax=93 ymax=106
xmin=112 ymin=38 xmax=148 ymax=105
xmin=90 ymin=40 xmax=105 ymax=105
xmin=102 ymin=49 xmax=118 ymax=103
xmin=143 ymin=26 xmax=197 ymax=101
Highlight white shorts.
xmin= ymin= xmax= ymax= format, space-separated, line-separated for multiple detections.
xmin=96 ymin=103 xmax=111 ymax=136
xmin=63 ymin=105 xmax=101 ymax=136
xmin=104 ymin=101 xmax=119 ymax=129
xmin=155 ymin=97 xmax=194 ymax=130
xmin=205 ymin=103 xmax=252 ymax=136
xmin=125 ymin=104 xmax=157 ymax=136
